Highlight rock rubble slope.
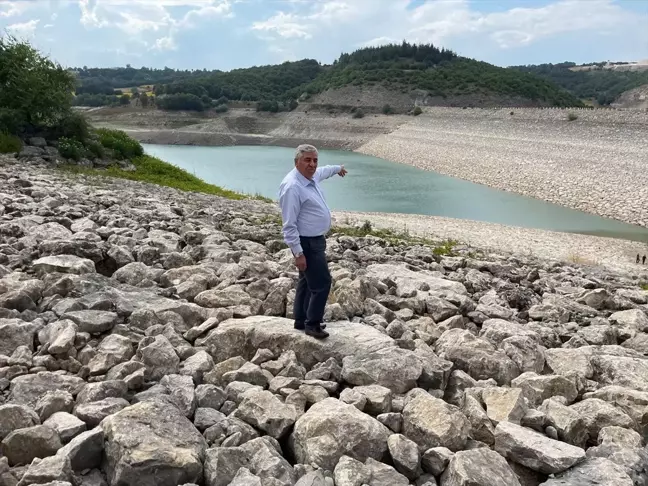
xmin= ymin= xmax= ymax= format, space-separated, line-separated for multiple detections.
xmin=1 ymin=156 xmax=648 ymax=486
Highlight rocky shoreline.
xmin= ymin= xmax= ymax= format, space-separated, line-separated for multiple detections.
xmin=1 ymin=155 xmax=648 ymax=486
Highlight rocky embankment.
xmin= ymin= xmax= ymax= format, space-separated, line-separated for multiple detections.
xmin=87 ymin=107 xmax=407 ymax=151
xmin=1 ymin=156 xmax=648 ymax=486
xmin=358 ymin=107 xmax=648 ymax=228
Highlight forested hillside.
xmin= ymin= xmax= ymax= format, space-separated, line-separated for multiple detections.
xmin=71 ymin=42 xmax=584 ymax=111
xmin=510 ymin=62 xmax=648 ymax=105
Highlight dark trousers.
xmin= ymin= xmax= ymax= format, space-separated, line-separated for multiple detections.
xmin=294 ymin=236 xmax=331 ymax=329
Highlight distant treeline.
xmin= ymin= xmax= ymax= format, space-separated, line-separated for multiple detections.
xmin=71 ymin=41 xmax=586 ymax=111
xmin=509 ymin=62 xmax=648 ymax=105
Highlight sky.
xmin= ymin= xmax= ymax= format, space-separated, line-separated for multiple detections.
xmin=1 ymin=0 xmax=647 ymax=71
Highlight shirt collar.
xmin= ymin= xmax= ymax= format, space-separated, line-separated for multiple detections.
xmin=293 ymin=168 xmax=313 ymax=186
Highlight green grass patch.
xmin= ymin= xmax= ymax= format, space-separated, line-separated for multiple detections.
xmin=641 ymin=283 xmax=648 ymax=291
xmin=329 ymin=220 xmax=459 ymax=255
xmin=60 ymin=154 xmax=269 ymax=201
xmin=0 ymin=133 xmax=22 ymax=154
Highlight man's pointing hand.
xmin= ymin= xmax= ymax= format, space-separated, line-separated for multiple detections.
xmin=338 ymin=165 xmax=348 ymax=177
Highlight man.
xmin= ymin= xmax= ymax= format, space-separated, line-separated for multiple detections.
xmin=278 ymin=144 xmax=348 ymax=339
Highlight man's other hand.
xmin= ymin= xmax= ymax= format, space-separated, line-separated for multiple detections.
xmin=295 ymin=254 xmax=307 ymax=271
xmin=338 ymin=165 xmax=348 ymax=177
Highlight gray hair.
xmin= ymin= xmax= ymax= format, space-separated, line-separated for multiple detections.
xmin=294 ymin=144 xmax=318 ymax=162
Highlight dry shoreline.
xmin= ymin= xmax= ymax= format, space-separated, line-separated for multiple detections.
xmin=332 ymin=210 xmax=648 ymax=275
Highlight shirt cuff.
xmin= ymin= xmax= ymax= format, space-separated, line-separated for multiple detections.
xmin=290 ymin=243 xmax=303 ymax=255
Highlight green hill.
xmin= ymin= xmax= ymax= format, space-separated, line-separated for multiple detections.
xmin=509 ymin=62 xmax=648 ymax=105
xmin=72 ymin=42 xmax=584 ymax=110
xmin=290 ymin=44 xmax=582 ymax=108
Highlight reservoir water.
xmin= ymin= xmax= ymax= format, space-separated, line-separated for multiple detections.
xmin=143 ymin=144 xmax=648 ymax=243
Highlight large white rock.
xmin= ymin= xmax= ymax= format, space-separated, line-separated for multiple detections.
xmin=196 ymin=316 xmax=396 ymax=368
xmin=290 ymin=398 xmax=391 ymax=470
xmin=365 ymin=263 xmax=468 ymax=297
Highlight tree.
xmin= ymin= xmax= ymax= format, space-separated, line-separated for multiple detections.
xmin=0 ymin=35 xmax=76 ymax=135
xmin=120 ymin=94 xmax=130 ymax=105
xmin=140 ymin=92 xmax=149 ymax=108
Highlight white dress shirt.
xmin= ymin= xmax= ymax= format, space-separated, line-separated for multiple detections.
xmin=278 ymin=165 xmax=342 ymax=255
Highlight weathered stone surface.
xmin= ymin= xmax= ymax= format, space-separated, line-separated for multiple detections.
xmin=291 ymin=398 xmax=391 ymax=470
xmin=136 ymin=335 xmax=180 ymax=381
xmin=365 ymin=264 xmax=468 ymax=296
xmin=0 ymin=404 xmax=40 ymax=441
xmin=440 ymin=448 xmax=522 ymax=486
xmin=402 ymin=394 xmax=470 ymax=452
xmin=62 ymin=310 xmax=118 ymax=334
xmin=234 ymin=389 xmax=297 ymax=439
xmin=538 ymin=457 xmax=634 ymax=486
xmin=9 ymin=373 xmax=85 ymax=408
xmin=342 ymin=347 xmax=423 ymax=393
xmin=203 ymin=447 xmax=249 ymax=486
xmin=482 ymin=387 xmax=528 ymax=425
xmin=197 ymin=316 xmax=395 ymax=369
xmin=388 ymin=433 xmax=421 ymax=479
xmin=0 ymin=319 xmax=34 ymax=356
xmin=43 ymin=412 xmax=86 ymax=443
xmin=494 ymin=421 xmax=586 ymax=474
xmin=56 ymin=427 xmax=104 ymax=471
xmin=1 ymin=425 xmax=62 ymax=466
xmin=32 ymin=255 xmax=96 ymax=275
xmin=102 ymin=398 xmax=207 ymax=486
xmin=511 ymin=372 xmax=578 ymax=406
xmin=333 ymin=455 xmax=372 ymax=486
xmin=568 ymin=398 xmax=635 ymax=440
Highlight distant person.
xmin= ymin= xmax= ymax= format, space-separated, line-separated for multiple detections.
xmin=279 ymin=144 xmax=348 ymax=339
xmin=644 ymin=255 xmax=647 ymax=265
xmin=638 ymin=254 xmax=641 ymax=264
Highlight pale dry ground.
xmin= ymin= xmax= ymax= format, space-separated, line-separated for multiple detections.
xmin=333 ymin=210 xmax=648 ymax=276
xmin=357 ymin=107 xmax=648 ymax=227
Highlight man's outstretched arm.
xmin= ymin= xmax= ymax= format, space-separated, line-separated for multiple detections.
xmin=315 ymin=165 xmax=347 ymax=181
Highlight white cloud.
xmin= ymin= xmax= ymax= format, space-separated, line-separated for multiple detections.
xmin=251 ymin=11 xmax=310 ymax=39
xmin=0 ymin=1 xmax=30 ymax=18
xmin=6 ymin=19 xmax=41 ymax=38
xmin=152 ymin=35 xmax=177 ymax=51
xmin=252 ymin=0 xmax=647 ymax=60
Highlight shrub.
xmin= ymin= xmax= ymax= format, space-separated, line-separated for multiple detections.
xmin=0 ymin=36 xmax=75 ymax=135
xmin=382 ymin=104 xmax=394 ymax=115
xmin=85 ymin=139 xmax=105 ymax=159
xmin=157 ymin=93 xmax=205 ymax=111
xmin=58 ymin=137 xmax=86 ymax=161
xmin=96 ymin=128 xmax=143 ymax=160
xmin=413 ymin=106 xmax=423 ymax=116
xmin=256 ymin=100 xmax=279 ymax=113
xmin=352 ymin=109 xmax=365 ymax=119
xmin=47 ymin=111 xmax=91 ymax=142
xmin=567 ymin=112 xmax=578 ymax=121
xmin=214 ymin=104 xmax=229 ymax=113
xmin=0 ymin=133 xmax=22 ymax=154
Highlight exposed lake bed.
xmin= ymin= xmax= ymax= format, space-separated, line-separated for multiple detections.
xmin=143 ymin=143 xmax=648 ymax=243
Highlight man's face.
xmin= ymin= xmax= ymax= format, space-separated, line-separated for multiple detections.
xmin=296 ymin=151 xmax=318 ymax=180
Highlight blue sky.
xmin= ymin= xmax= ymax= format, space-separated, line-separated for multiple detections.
xmin=1 ymin=0 xmax=647 ymax=70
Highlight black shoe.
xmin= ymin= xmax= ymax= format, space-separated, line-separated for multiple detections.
xmin=294 ymin=321 xmax=326 ymax=330
xmin=305 ymin=328 xmax=329 ymax=339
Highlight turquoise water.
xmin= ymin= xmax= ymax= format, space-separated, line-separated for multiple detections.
xmin=143 ymin=144 xmax=648 ymax=243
